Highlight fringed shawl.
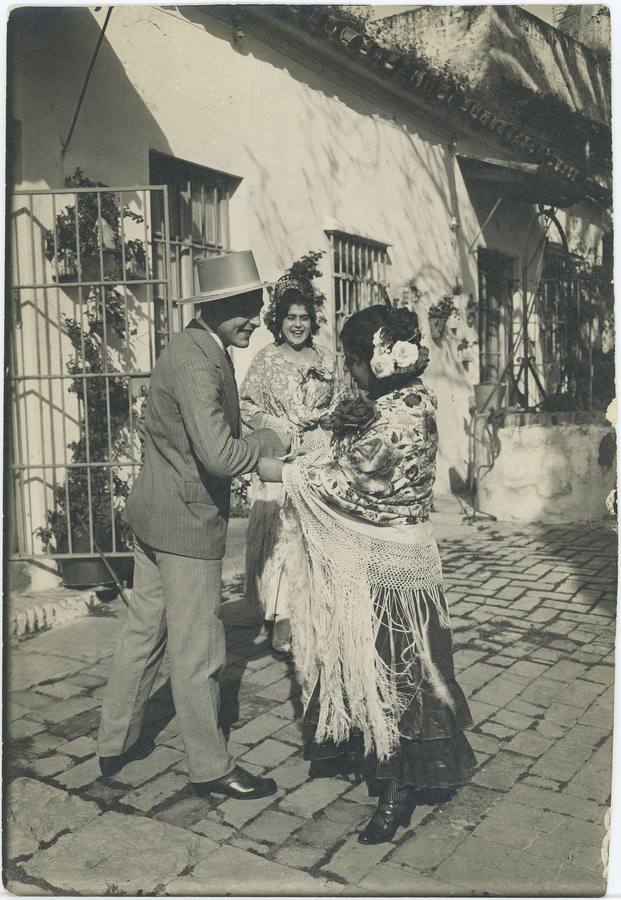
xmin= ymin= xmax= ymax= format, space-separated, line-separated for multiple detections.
xmin=281 ymin=456 xmax=452 ymax=763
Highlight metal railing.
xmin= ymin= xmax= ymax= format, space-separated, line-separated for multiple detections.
xmin=328 ymin=231 xmax=388 ymax=382
xmin=7 ymin=185 xmax=173 ymax=560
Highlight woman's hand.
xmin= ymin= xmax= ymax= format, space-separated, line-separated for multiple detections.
xmin=283 ymin=448 xmax=306 ymax=462
xmin=257 ymin=457 xmax=285 ymax=483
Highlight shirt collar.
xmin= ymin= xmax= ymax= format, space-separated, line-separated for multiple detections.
xmin=194 ymin=316 xmax=226 ymax=354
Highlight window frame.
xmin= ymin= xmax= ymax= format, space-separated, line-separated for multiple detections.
xmin=477 ymin=247 xmax=516 ymax=394
xmin=327 ymin=230 xmax=390 ymax=359
xmin=149 ymin=151 xmax=240 ymax=339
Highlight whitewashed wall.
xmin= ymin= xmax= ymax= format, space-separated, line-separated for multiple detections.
xmin=9 ymin=5 xmax=609 ymax=519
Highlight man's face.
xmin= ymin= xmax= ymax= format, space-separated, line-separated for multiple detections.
xmin=209 ymin=291 xmax=263 ymax=349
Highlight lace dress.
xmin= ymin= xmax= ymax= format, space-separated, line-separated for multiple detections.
xmin=281 ymin=382 xmax=476 ymax=789
xmin=239 ymin=343 xmax=342 ymax=620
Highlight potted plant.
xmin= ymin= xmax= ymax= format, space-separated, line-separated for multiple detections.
xmin=457 ymin=337 xmax=478 ymax=365
xmin=474 ymin=381 xmax=506 ymax=413
xmin=45 ymin=169 xmax=146 ymax=283
xmin=427 ymin=294 xmax=459 ymax=342
xmin=36 ymin=286 xmax=137 ymax=587
xmin=465 ymin=294 xmax=478 ymax=329
xmin=37 ymin=169 xmax=145 ymax=588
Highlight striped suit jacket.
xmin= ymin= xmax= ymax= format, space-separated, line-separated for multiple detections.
xmin=124 ymin=323 xmax=286 ymax=559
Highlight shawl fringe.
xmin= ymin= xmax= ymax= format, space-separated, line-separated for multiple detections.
xmin=282 ymin=458 xmax=451 ymax=762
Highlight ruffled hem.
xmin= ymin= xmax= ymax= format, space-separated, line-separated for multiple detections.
xmin=304 ymin=729 xmax=476 ymax=790
xmin=375 ymin=731 xmax=477 ymax=789
xmin=399 ymin=679 xmax=473 ymax=741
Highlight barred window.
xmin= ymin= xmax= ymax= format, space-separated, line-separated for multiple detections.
xmin=477 ymin=248 xmax=514 ymax=389
xmin=328 ymin=231 xmax=389 ymax=356
xmin=149 ymin=152 xmax=239 ymax=341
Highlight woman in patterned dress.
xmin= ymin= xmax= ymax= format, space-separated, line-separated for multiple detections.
xmin=257 ymin=304 xmax=476 ymax=844
xmin=239 ymin=274 xmax=342 ymax=654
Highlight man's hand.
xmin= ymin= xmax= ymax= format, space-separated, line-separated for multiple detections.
xmin=249 ymin=429 xmax=291 ymax=457
xmin=257 ymin=458 xmax=285 ymax=483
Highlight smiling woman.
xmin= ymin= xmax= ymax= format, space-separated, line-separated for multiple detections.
xmin=240 ymin=273 xmax=343 ymax=654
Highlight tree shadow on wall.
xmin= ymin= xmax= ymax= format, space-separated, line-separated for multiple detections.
xmin=7 ymin=7 xmax=175 ymax=185
xmin=175 ymin=6 xmax=473 ymax=281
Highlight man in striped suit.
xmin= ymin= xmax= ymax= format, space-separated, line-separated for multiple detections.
xmin=98 ymin=252 xmax=289 ymax=800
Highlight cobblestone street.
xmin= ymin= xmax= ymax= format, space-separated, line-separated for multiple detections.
xmin=5 ymin=514 xmax=617 ymax=896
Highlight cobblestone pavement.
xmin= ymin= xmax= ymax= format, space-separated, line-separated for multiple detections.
xmin=5 ymin=517 xmax=617 ymax=896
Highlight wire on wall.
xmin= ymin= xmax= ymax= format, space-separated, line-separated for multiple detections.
xmin=62 ymin=7 xmax=114 ymax=157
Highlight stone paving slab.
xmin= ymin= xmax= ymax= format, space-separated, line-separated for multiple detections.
xmin=163 ymin=845 xmax=339 ymax=895
xmin=22 ymin=811 xmax=219 ymax=894
xmin=4 ymin=517 xmax=616 ymax=896
xmin=5 ymin=777 xmax=100 ymax=861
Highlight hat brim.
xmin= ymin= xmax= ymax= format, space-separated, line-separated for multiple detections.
xmin=175 ymin=280 xmax=274 ymax=305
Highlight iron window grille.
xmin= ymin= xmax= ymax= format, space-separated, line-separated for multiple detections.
xmin=328 ymin=230 xmax=389 ymax=379
xmin=477 ymin=248 xmax=516 ymax=405
xmin=477 ymin=237 xmax=614 ymax=413
xmin=149 ymin=152 xmax=238 ymax=346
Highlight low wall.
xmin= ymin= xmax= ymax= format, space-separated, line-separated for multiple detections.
xmin=475 ymin=411 xmax=616 ymax=524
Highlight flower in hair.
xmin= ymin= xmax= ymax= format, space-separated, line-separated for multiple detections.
xmin=370 ymin=327 xmax=420 ymax=379
xmin=370 ymin=349 xmax=396 ymax=379
xmin=391 ymin=340 xmax=420 ymax=369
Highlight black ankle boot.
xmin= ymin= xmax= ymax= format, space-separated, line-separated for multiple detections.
xmin=358 ymin=783 xmax=415 ymax=845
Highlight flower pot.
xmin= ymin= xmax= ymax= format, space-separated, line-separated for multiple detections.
xmin=429 ymin=316 xmax=445 ymax=343
xmin=60 ymin=521 xmax=132 ymax=589
xmin=447 ymin=311 xmax=461 ymax=335
xmin=474 ymin=382 xmax=504 ymax=413
xmin=61 ymin=555 xmax=132 ymax=590
xmin=50 ymin=257 xmax=78 ymax=283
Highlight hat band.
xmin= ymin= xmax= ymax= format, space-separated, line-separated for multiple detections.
xmin=195 ymin=278 xmax=266 ymax=300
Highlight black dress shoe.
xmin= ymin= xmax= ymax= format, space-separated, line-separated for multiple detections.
xmin=193 ymin=765 xmax=277 ymax=800
xmin=99 ymin=754 xmax=126 ymax=778
xmin=99 ymin=739 xmax=155 ymax=779
xmin=358 ymin=785 xmax=415 ymax=845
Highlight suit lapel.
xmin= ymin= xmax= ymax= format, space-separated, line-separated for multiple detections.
xmin=186 ymin=326 xmax=240 ymax=434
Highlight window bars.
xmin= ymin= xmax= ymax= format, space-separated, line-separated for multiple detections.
xmin=476 ymin=239 xmax=614 ymax=413
xmin=149 ymin=152 xmax=234 ymax=340
xmin=328 ymin=231 xmax=389 ymax=379
xmin=477 ymin=249 xmax=515 ymax=400
xmin=8 ymin=185 xmax=172 ymax=560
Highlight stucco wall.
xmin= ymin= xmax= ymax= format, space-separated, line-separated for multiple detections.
xmin=377 ymin=5 xmax=610 ymax=125
xmin=8 ymin=5 xmax=610 ymax=513
xmin=476 ymin=413 xmax=616 ymax=524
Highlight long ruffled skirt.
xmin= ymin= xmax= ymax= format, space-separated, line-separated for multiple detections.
xmin=304 ymin=590 xmax=476 ymax=788
xmin=245 ymin=427 xmax=332 ymax=621
xmin=245 ymin=480 xmax=290 ymax=621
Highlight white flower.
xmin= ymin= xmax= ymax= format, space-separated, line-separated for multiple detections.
xmin=606 ymin=398 xmax=616 ymax=428
xmin=606 ymin=488 xmax=617 ymax=517
xmin=391 ymin=340 xmax=419 ymax=370
xmin=372 ymin=327 xmax=385 ymax=347
xmin=370 ymin=349 xmax=395 ymax=379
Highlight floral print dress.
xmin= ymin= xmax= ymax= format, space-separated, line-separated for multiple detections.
xmin=286 ymin=382 xmax=476 ymax=789
xmin=240 ymin=343 xmax=342 ymax=619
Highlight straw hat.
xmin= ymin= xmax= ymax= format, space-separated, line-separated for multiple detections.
xmin=177 ymin=250 xmax=274 ymax=304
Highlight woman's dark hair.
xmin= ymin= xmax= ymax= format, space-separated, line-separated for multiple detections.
xmin=341 ymin=305 xmax=390 ymax=363
xmin=341 ymin=304 xmax=428 ymax=394
xmin=266 ymin=288 xmax=320 ymax=346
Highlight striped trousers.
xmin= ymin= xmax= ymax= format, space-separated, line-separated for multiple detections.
xmin=97 ymin=536 xmax=234 ymax=782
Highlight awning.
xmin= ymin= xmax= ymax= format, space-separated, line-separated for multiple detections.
xmin=457 ymin=154 xmax=605 ymax=208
